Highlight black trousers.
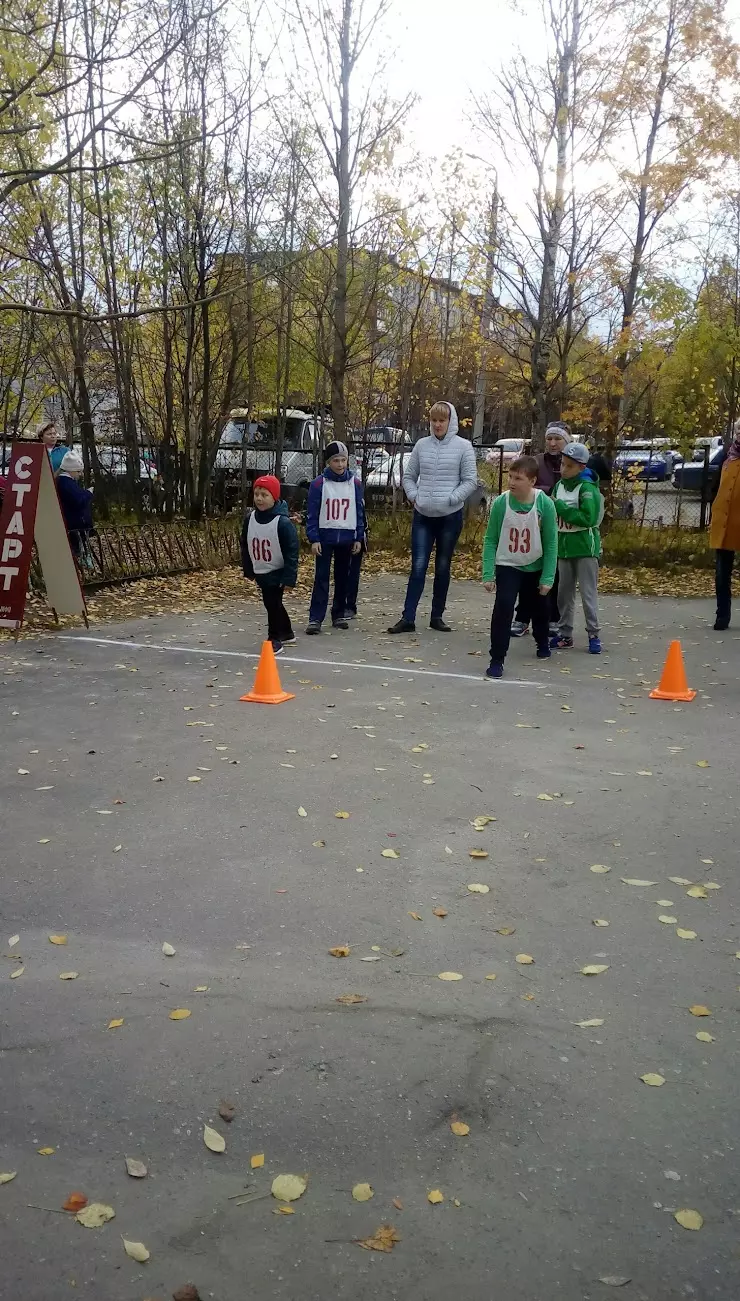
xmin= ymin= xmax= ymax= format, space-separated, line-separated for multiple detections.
xmin=259 ymin=584 xmax=293 ymax=641
xmin=515 ymin=564 xmax=560 ymax=626
xmin=715 ymin=549 xmax=735 ymax=623
xmin=490 ymin=567 xmax=550 ymax=664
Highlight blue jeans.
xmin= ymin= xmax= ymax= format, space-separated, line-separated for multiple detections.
xmin=309 ymin=543 xmax=352 ymax=624
xmin=402 ymin=509 xmax=463 ymax=622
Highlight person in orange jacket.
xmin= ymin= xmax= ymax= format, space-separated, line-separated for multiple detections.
xmin=710 ymin=421 xmax=740 ymax=629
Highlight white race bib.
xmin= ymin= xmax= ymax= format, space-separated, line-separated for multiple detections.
xmin=320 ymin=477 xmax=357 ymax=531
xmin=495 ymin=491 xmax=543 ymax=567
xmin=247 ymin=514 xmax=283 ymax=573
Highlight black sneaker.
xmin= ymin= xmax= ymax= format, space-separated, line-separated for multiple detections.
xmin=486 ymin=661 xmax=504 ymax=679
xmin=430 ymin=617 xmax=451 ymax=632
xmin=305 ymin=622 xmax=322 ymax=635
xmin=536 ymin=645 xmax=551 ymax=659
xmin=714 ymin=618 xmax=730 ymax=630
xmin=283 ymin=634 xmax=297 ymax=644
xmin=332 ymin=617 xmax=349 ymax=629
xmin=271 ymin=640 xmax=284 ymax=655
xmin=387 ymin=618 xmax=416 ymax=634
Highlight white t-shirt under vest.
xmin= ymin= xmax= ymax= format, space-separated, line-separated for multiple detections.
xmin=495 ymin=491 xmax=544 ymax=567
xmin=247 ymin=513 xmax=284 ymax=573
xmin=320 ymin=477 xmax=357 ymax=532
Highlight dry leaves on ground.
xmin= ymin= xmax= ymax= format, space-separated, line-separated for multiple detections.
xmin=640 ymin=1073 xmax=666 ymax=1087
xmin=335 ymin=993 xmax=366 ymax=1005
xmin=352 ymin=1182 xmax=374 ymax=1201
xmin=122 ymin=1237 xmax=150 ymax=1262
xmin=581 ymin=965 xmax=609 ymax=976
xmin=329 ymin=945 xmax=350 ymax=958
xmin=203 ymin=1125 xmax=226 ymax=1153
xmin=674 ymin=1209 xmax=703 ymax=1231
xmin=62 ymin=1192 xmax=88 ymax=1212
xmin=76 ymin=1202 xmax=115 ymax=1227
xmin=125 ymin=1157 xmax=147 ymax=1178
xmin=427 ymin=1189 xmax=444 ymax=1204
xmin=357 ymin=1224 xmax=401 ymax=1253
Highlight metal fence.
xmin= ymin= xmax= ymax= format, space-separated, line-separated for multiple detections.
xmin=30 ymin=519 xmax=240 ymax=591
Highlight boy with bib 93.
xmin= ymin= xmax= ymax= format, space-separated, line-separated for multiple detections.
xmin=240 ymin=475 xmax=300 ymax=654
xmin=305 ymin=441 xmax=366 ymax=634
xmin=481 ymin=455 xmax=558 ymax=679
xmin=550 ymin=442 xmax=603 ymax=654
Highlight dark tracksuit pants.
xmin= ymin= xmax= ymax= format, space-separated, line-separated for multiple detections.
xmin=259 ymin=584 xmax=294 ymax=642
xmin=490 ymin=567 xmax=550 ymax=665
xmin=309 ymin=544 xmax=353 ymax=624
xmin=715 ymin=549 xmax=735 ymax=624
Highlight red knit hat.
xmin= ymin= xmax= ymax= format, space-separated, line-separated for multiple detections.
xmin=253 ymin=474 xmax=281 ymax=502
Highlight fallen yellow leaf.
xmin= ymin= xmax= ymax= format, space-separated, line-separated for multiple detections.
xmin=335 ymin=811 xmax=350 ymax=819
xmin=297 ymin=806 xmax=307 ymax=817
xmin=187 ymin=775 xmax=201 ymax=783
xmin=668 ymin=876 xmax=692 ymax=886
xmin=328 ymin=945 xmax=350 ymax=957
xmin=37 ymin=1147 xmax=55 ymax=1156
xmin=467 ymin=883 xmax=490 ymax=893
xmin=203 ymin=1125 xmax=226 ymax=1153
xmin=537 ymin=793 xmax=553 ymax=801
xmin=592 ymin=919 xmax=610 ymax=927
xmin=620 ymin=879 xmax=656 ymax=887
xmin=48 ymin=935 xmax=67 ymax=945
xmin=689 ymin=1005 xmax=711 ymax=1017
xmin=59 ymin=971 xmax=79 ymax=980
xmin=250 ymin=1153 xmax=265 ymax=1169
xmin=658 ymin=915 xmax=678 ymax=924
xmin=193 ymin=985 xmax=209 ymax=993
xmin=10 ymin=966 xmax=24 ymax=979
xmin=450 ymin=1121 xmax=470 ymax=1136
xmin=468 ymin=850 xmax=489 ymax=860
xmin=437 ymin=971 xmax=463 ymax=981
xmin=169 ymin=1008 xmax=191 ymax=1020
xmin=122 ymin=1237 xmax=150 ymax=1262
xmin=107 ymin=1018 xmax=124 ymax=1029
xmin=590 ymin=864 xmax=611 ymax=873
xmin=352 ymin=1182 xmax=374 ymax=1202
xmin=515 ymin=954 xmax=534 ymax=965
xmin=357 ymin=1223 xmax=401 ymax=1252
xmin=676 ymin=929 xmax=697 ymax=940
xmin=274 ymin=1205 xmax=295 ymax=1214
xmin=162 ymin=942 xmax=176 ymax=956
xmin=335 ymin=993 xmax=366 ymax=1004
xmin=695 ymin=760 xmax=710 ymax=768
xmin=381 ymin=848 xmax=399 ymax=859
xmin=485 ymin=973 xmax=497 ymax=981
xmin=581 ymin=965 xmax=609 ymax=975
xmin=271 ymin=1174 xmax=307 ymax=1202
xmin=0 ymin=1172 xmax=17 ymax=1184
xmin=686 ymin=886 xmax=708 ymax=899
xmin=408 ymin=911 xmax=422 ymax=921
xmin=432 ymin=907 xmax=448 ymax=918
xmin=427 ymin=1189 xmax=444 ymax=1204
xmin=674 ymin=1208 xmax=703 ymax=1231
xmin=575 ymin=1018 xmax=604 ymax=1028
xmin=75 ymin=1202 xmax=115 ymax=1227
xmin=695 ymin=1031 xmax=715 ymax=1042
xmin=471 ymin=815 xmax=496 ymax=829
xmin=640 ymin=1072 xmax=665 ymax=1087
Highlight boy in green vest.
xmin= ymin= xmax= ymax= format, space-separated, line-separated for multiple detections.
xmin=481 ymin=455 xmax=558 ymax=678
xmin=550 ymin=443 xmax=603 ymax=653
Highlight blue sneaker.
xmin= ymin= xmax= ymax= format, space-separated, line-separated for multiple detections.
xmin=486 ymin=661 xmax=504 ymax=679
xmin=536 ymin=645 xmax=551 ymax=659
xmin=550 ymin=635 xmax=573 ymax=650
xmin=588 ymin=636 xmax=602 ymax=654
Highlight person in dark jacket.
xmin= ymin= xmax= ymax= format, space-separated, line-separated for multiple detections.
xmin=55 ymin=451 xmax=93 ymax=557
xmin=511 ymin=422 xmax=570 ymax=637
xmin=305 ymin=441 xmax=365 ymax=634
xmin=240 ymin=474 xmax=300 ymax=653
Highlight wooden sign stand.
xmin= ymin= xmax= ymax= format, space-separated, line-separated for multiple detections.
xmin=0 ymin=443 xmax=88 ymax=637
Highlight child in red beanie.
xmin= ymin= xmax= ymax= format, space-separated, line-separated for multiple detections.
xmin=240 ymin=475 xmax=300 ymax=653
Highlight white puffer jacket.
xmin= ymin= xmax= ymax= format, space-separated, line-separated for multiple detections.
xmin=402 ymin=404 xmax=478 ymax=518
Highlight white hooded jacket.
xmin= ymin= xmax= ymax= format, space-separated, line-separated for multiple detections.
xmin=402 ymin=403 xmax=478 ymax=518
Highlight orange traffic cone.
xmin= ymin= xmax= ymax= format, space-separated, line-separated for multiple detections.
xmin=240 ymin=641 xmax=295 ymax=705
xmin=649 ymin=640 xmax=696 ymax=702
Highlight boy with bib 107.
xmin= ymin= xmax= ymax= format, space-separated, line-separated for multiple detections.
xmin=481 ymin=455 xmax=558 ymax=679
xmin=240 ymin=474 xmax=300 ymax=654
xmin=305 ymin=441 xmax=366 ymax=634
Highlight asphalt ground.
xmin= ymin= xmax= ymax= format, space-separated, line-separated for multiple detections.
xmin=1 ymin=574 xmax=739 ymax=1301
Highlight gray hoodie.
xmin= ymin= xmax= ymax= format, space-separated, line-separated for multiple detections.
xmin=402 ymin=403 xmax=478 ymax=518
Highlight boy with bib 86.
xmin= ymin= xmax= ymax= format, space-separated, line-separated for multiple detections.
xmin=240 ymin=474 xmax=300 ymax=654
xmin=481 ymin=455 xmax=558 ymax=679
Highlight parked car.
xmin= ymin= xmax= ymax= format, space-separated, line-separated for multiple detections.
xmin=672 ymin=445 xmax=726 ymax=492
xmin=486 ymin=438 xmax=531 ymax=467
xmin=216 ymin=409 xmax=342 ymax=497
xmin=362 ymin=448 xmax=406 ymax=489
xmin=353 ymin=426 xmax=410 ymax=461
xmin=614 ymin=443 xmax=682 ymax=482
xmin=466 ymin=479 xmax=491 ymax=518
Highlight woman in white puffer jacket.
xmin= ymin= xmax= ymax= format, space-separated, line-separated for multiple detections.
xmin=388 ymin=401 xmax=477 ymax=633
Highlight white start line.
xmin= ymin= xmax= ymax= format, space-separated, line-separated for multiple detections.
xmin=57 ymin=635 xmax=546 ymax=688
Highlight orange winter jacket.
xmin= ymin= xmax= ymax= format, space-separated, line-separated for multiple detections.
xmin=710 ymin=457 xmax=740 ymax=551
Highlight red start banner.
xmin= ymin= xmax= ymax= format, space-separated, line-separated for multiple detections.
xmin=0 ymin=444 xmax=44 ymax=628
xmin=0 ymin=442 xmax=87 ymax=631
